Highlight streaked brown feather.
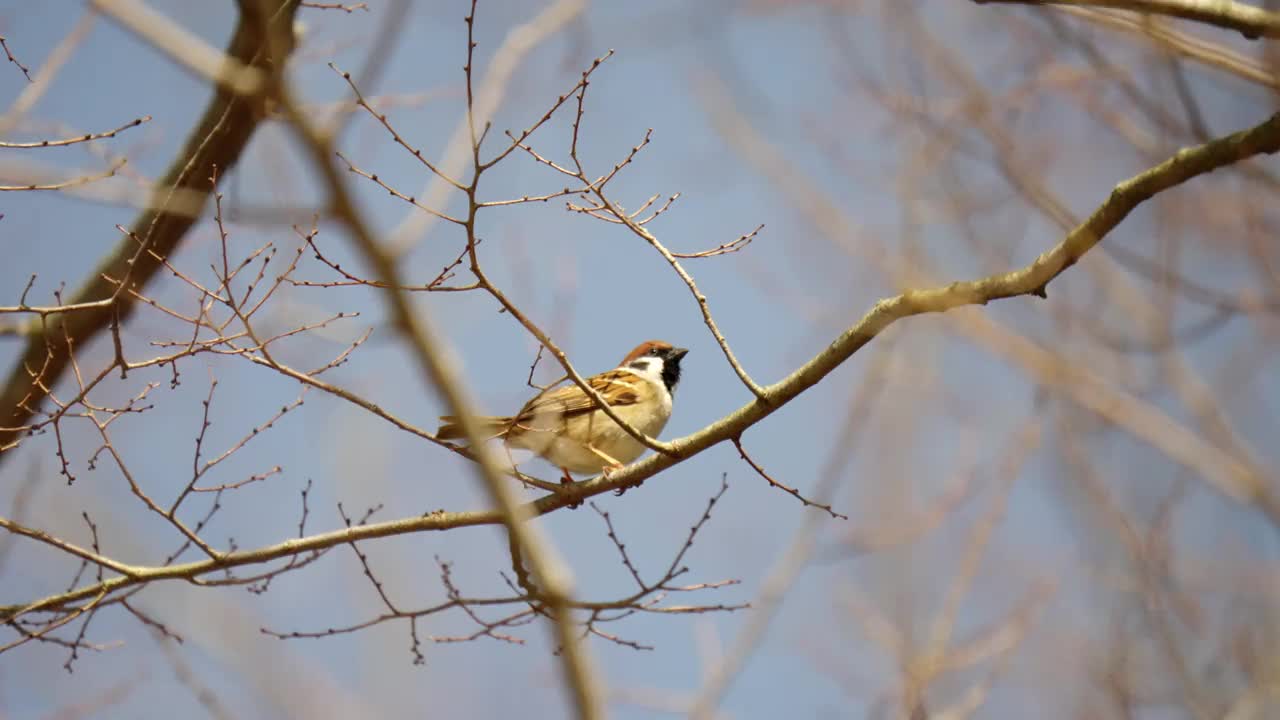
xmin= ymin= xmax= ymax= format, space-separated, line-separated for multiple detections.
xmin=512 ymin=369 xmax=646 ymax=424
xmin=437 ymin=341 xmax=676 ymax=463
xmin=438 ymin=369 xmax=650 ymax=441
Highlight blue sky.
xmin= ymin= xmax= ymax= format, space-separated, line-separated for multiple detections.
xmin=2 ymin=1 xmax=1278 ymax=718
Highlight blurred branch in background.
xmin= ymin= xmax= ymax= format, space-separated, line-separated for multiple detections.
xmin=703 ymin=1 xmax=1280 ymax=716
xmin=975 ymin=0 xmax=1280 ymax=40
xmin=0 ymin=0 xmax=301 ymax=457
xmin=1 ymin=0 xmax=1278 ymax=718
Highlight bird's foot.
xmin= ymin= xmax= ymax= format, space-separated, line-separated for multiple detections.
xmin=558 ymin=468 xmax=582 ymax=509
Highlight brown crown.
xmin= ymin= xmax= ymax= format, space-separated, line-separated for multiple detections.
xmin=620 ymin=340 xmax=672 ymax=365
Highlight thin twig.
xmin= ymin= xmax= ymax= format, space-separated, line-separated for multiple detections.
xmin=0 ymin=36 xmax=32 ymax=82
xmin=732 ymin=437 xmax=847 ymax=519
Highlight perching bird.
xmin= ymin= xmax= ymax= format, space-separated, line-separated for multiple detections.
xmin=438 ymin=340 xmax=688 ymax=482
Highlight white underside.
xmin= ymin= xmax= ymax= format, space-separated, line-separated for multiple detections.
xmin=507 ymin=368 xmax=672 ymax=474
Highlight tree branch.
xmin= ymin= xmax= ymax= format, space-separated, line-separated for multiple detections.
xmin=975 ymin=0 xmax=1280 ymax=39
xmin=263 ymin=0 xmax=604 ymax=712
xmin=10 ymin=112 xmax=1276 ymax=627
xmin=1051 ymin=6 xmax=1279 ymax=90
xmin=0 ymin=0 xmax=302 ymax=459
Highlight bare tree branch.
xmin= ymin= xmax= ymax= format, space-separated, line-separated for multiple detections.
xmin=5 ymin=109 xmax=1277 ymax=628
xmin=0 ymin=0 xmax=302 ymax=458
xmin=262 ymin=0 xmax=604 ymax=713
xmin=975 ymin=0 xmax=1280 ymax=39
xmin=1054 ymin=6 xmax=1279 ymax=90
xmin=88 ymin=0 xmax=266 ymax=95
xmin=0 ymin=35 xmax=33 ymax=82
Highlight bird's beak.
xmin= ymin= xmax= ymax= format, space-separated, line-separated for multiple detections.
xmin=670 ymin=347 xmax=689 ymax=360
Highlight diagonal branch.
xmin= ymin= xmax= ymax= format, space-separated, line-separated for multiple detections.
xmin=88 ymin=0 xmax=266 ymax=95
xmin=263 ymin=2 xmax=603 ymax=713
xmin=0 ymin=0 xmax=302 ymax=459
xmin=974 ymin=0 xmax=1280 ymax=39
xmin=5 ymin=111 xmax=1279 ymax=637
xmin=1051 ymin=6 xmax=1279 ymax=90
xmin=577 ymin=111 xmax=1280 ymax=506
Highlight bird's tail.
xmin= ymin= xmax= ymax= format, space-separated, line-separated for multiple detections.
xmin=436 ymin=416 xmax=512 ymax=442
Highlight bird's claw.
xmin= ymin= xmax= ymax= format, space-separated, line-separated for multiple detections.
xmin=557 ymin=468 xmax=583 ymax=508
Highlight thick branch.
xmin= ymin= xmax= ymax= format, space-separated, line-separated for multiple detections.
xmin=976 ymin=0 xmax=1280 ymax=39
xmin=267 ymin=5 xmax=603 ymax=711
xmin=0 ymin=0 xmax=301 ymax=459
xmin=6 ymin=113 xmax=1278 ymax=630
xmin=1053 ymin=6 xmax=1278 ymax=90
xmin=568 ymin=111 xmax=1280 ymax=501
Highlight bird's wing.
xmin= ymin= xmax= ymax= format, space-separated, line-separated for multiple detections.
xmin=514 ymin=369 xmax=647 ymax=423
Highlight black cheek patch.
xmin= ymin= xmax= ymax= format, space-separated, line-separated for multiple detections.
xmin=661 ymin=360 xmax=682 ymax=393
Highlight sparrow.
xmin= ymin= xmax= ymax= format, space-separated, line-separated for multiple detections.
xmin=438 ymin=341 xmax=689 ymax=482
